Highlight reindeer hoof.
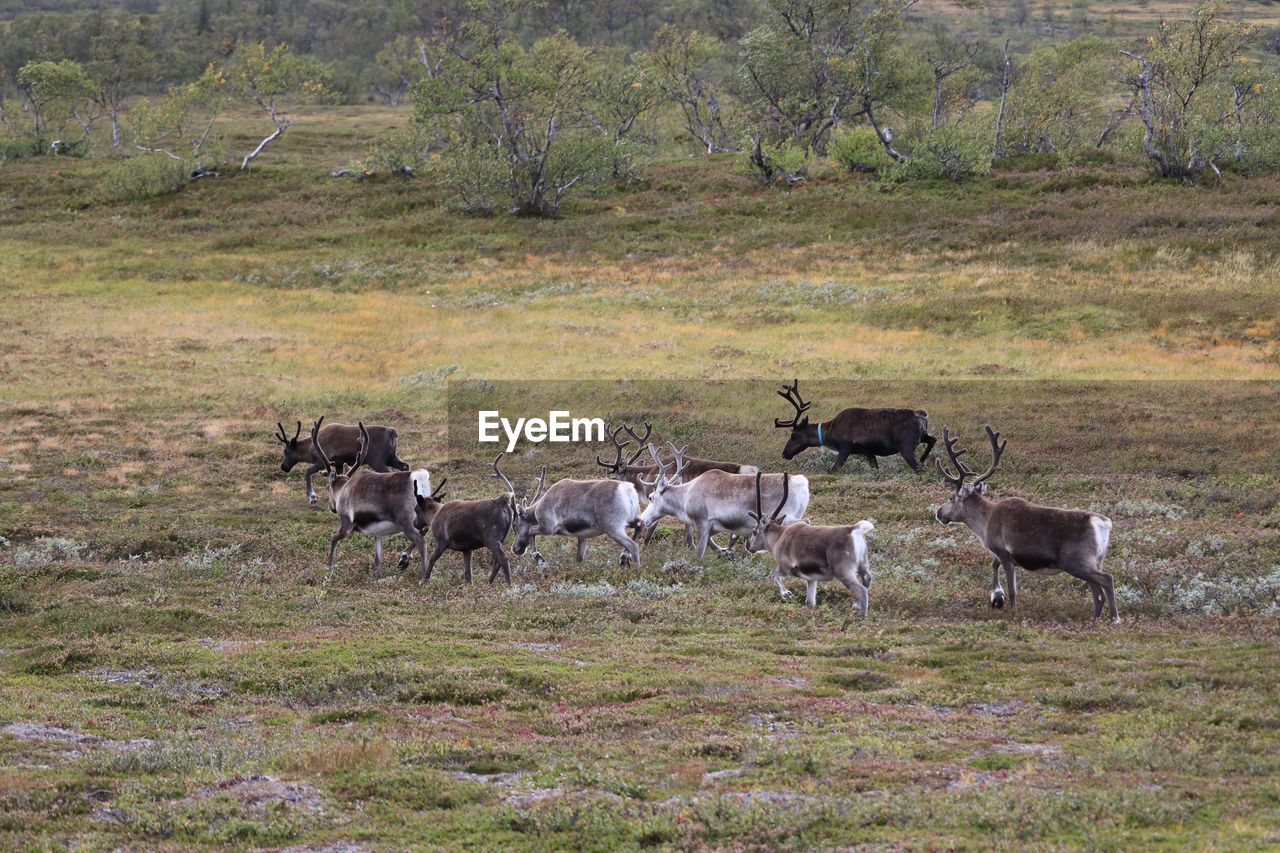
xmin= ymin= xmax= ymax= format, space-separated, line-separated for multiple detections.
xmin=780 ymin=590 xmax=794 ymax=601
xmin=991 ymin=590 xmax=1006 ymax=609
xmin=398 ymin=554 xmax=411 ymax=570
xmin=308 ymin=495 xmax=317 ymax=505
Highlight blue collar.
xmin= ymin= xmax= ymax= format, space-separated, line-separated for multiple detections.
xmin=816 ymin=423 xmax=824 ymax=448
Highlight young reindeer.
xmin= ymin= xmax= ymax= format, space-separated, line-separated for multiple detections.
xmin=773 ymin=380 xmax=935 ymax=473
xmin=747 ymin=472 xmax=875 ymax=616
xmin=411 ymin=454 xmax=518 ymax=585
xmin=934 ymin=426 xmax=1118 ymax=622
xmin=276 ymin=417 xmax=409 ymax=504
xmin=512 ymin=465 xmax=643 ymax=567
xmin=315 ymin=420 xmax=428 ymax=577
xmin=595 ymin=422 xmax=759 ymax=545
xmin=638 ymin=444 xmax=810 ymax=559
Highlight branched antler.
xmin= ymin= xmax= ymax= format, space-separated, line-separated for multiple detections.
xmin=774 ymin=378 xmax=812 ymax=428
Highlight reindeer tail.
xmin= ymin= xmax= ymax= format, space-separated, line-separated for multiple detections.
xmin=853 ymin=520 xmax=875 ymax=535
xmin=411 ymin=469 xmax=432 ymax=499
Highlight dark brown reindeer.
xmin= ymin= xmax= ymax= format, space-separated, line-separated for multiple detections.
xmin=595 ymin=422 xmax=759 ymax=545
xmin=746 ymin=472 xmax=875 ymax=616
xmin=934 ymin=426 xmax=1118 ymax=622
xmin=411 ymin=454 xmax=518 ymax=585
xmin=773 ymin=380 xmax=935 ymax=473
xmin=315 ymin=420 xmax=427 ymax=578
xmin=276 ymin=417 xmax=409 ymax=504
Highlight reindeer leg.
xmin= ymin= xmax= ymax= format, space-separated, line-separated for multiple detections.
xmin=304 ymin=463 xmax=324 ymax=504
xmin=420 ymin=540 xmax=446 ymax=584
xmin=805 ymin=580 xmax=818 ymax=609
xmin=773 ymin=567 xmax=793 ymax=601
xmin=1086 ymin=580 xmax=1105 ymax=618
xmin=683 ymin=525 xmax=693 ymax=548
xmin=837 ymin=568 xmax=870 ymax=618
xmin=989 ymin=557 xmax=1006 ymax=608
xmin=863 ymin=454 xmax=879 ymax=470
xmin=372 ymin=537 xmax=383 ymax=575
xmin=694 ymin=523 xmax=712 ymax=559
xmin=829 ymin=449 xmax=851 ymax=472
xmin=641 ymin=522 xmax=660 ymax=546
xmin=918 ymin=433 xmax=937 ymax=465
xmin=609 ymin=528 xmax=640 ymax=567
xmin=487 ymin=540 xmax=510 ymax=584
xmin=899 ymin=441 xmax=922 ymax=472
xmin=1003 ymin=561 xmax=1018 ymax=609
xmin=327 ymin=521 xmax=353 ymax=570
xmin=576 ymin=537 xmax=588 ymax=562
xmin=462 ymin=550 xmax=473 ymax=584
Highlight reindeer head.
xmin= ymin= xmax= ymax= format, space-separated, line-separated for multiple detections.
xmin=773 ymin=379 xmax=814 ymax=459
xmin=934 ymin=426 xmax=1006 ymax=524
xmin=275 ymin=420 xmax=306 ymax=472
xmin=312 ymin=419 xmax=370 ymax=512
xmin=637 ymin=442 xmax=689 ymax=527
xmin=501 ymin=457 xmax=546 ymax=557
xmin=746 ymin=471 xmax=790 ymax=553
xmin=414 ymin=475 xmax=448 ymax=530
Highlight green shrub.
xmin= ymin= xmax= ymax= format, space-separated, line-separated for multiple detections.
xmin=828 ymin=125 xmax=886 ymax=173
xmin=894 ymin=125 xmax=991 ymax=182
xmin=734 ymin=135 xmax=810 ymax=187
xmin=427 ymin=143 xmax=508 ymax=216
xmin=0 ymin=136 xmax=40 ymax=161
xmin=99 ymin=155 xmax=189 ymax=202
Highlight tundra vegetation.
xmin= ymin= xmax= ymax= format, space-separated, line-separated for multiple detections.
xmin=1 ymin=1 xmax=1279 ymax=849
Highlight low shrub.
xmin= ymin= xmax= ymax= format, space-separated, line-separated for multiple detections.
xmin=99 ymin=155 xmax=189 ymax=202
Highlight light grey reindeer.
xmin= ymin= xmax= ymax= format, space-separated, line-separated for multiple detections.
xmin=934 ymin=425 xmax=1118 ymax=622
xmin=512 ymin=466 xmax=643 ymax=567
xmin=746 ymin=472 xmax=875 ymax=616
xmin=595 ymin=422 xmax=759 ymax=546
xmin=314 ymin=420 xmax=429 ymax=577
xmin=638 ymin=443 xmax=810 ymax=559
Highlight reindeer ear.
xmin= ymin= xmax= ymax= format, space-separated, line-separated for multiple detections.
xmin=799 ymin=416 xmax=809 ymax=427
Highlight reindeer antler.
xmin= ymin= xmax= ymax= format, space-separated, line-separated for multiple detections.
xmin=492 ymin=453 xmax=515 ymax=494
xmin=595 ymin=423 xmax=630 ymax=473
xmin=972 ymin=425 xmax=1007 ymax=487
xmin=750 ymin=470 xmax=764 ymax=522
xmin=666 ymin=442 xmax=689 ymax=483
xmin=311 ymin=418 xmax=331 ymax=472
xmin=774 ymin=378 xmax=812 ymax=428
xmin=622 ymin=422 xmax=652 ymax=466
xmin=935 ymin=426 xmax=969 ymax=490
xmin=431 ymin=477 xmax=448 ymax=499
xmin=528 ymin=465 xmax=548 ymax=506
xmin=344 ymin=422 xmax=371 ymax=477
xmin=771 ymin=473 xmax=790 ymax=521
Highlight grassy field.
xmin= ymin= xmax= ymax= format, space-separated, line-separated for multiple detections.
xmin=1 ymin=108 xmax=1279 ymax=849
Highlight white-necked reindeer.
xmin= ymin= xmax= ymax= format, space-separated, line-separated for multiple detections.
xmin=314 ymin=420 xmax=429 ymax=577
xmin=638 ymin=444 xmax=810 ymax=559
xmin=512 ymin=466 xmax=643 ymax=567
xmin=595 ymin=423 xmax=759 ymax=546
xmin=746 ymin=472 xmax=874 ymax=616
xmin=934 ymin=426 xmax=1118 ymax=622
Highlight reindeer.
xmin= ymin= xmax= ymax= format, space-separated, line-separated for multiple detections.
xmin=409 ymin=455 xmax=518 ymax=585
xmin=313 ymin=420 xmax=428 ymax=577
xmin=638 ymin=444 xmax=810 ymax=559
xmin=746 ymin=472 xmax=875 ymax=616
xmin=773 ymin=380 xmax=935 ymax=473
xmin=276 ymin=417 xmax=409 ymax=504
xmin=595 ymin=423 xmax=759 ymax=545
xmin=934 ymin=426 xmax=1118 ymax=622
xmin=511 ymin=466 xmax=643 ymax=567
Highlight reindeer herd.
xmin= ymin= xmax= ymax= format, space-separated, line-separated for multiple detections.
xmin=275 ymin=381 xmax=1119 ymax=623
